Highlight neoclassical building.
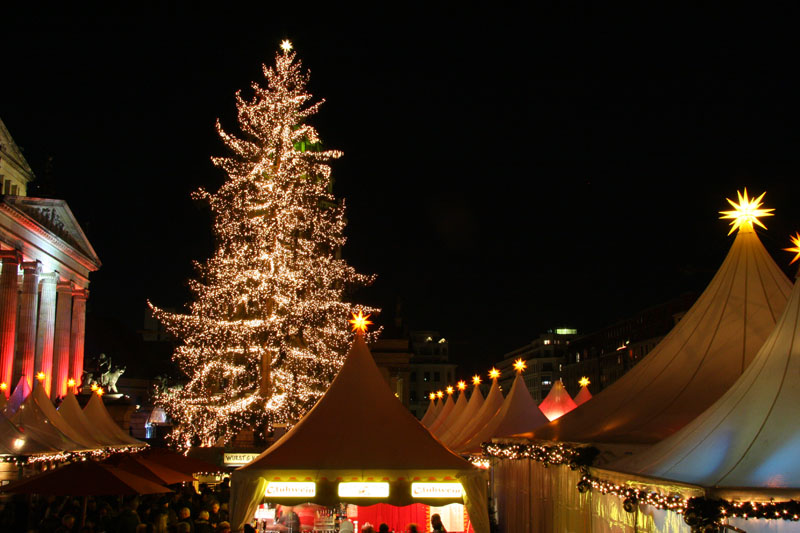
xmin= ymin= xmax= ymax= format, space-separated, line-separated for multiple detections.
xmin=0 ymin=117 xmax=100 ymax=398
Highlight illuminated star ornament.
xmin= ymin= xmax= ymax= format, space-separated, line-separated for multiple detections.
xmin=579 ymin=376 xmax=591 ymax=388
xmin=719 ymin=188 xmax=774 ymax=235
xmin=489 ymin=368 xmax=500 ymax=380
xmin=436 ymin=390 xmax=444 ymax=399
xmin=446 ymin=386 xmax=454 ymax=395
xmin=785 ymin=233 xmax=800 ymax=265
xmin=36 ymin=372 xmax=45 ymax=382
xmin=457 ymin=380 xmax=467 ymax=391
xmin=280 ymin=39 xmax=293 ymax=52
xmin=349 ymin=310 xmax=373 ymax=334
xmin=513 ymin=358 xmax=527 ymax=372
xmin=429 ymin=392 xmax=436 ymax=400
xmin=472 ymin=375 xmax=482 ymax=386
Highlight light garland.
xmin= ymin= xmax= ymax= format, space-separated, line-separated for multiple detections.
xmin=482 ymin=441 xmax=598 ymax=468
xmin=149 ymin=41 xmax=376 ymax=447
xmin=2 ymin=444 xmax=145 ymax=466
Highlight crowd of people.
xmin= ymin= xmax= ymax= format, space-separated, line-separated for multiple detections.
xmin=0 ymin=480 xmax=233 ymax=533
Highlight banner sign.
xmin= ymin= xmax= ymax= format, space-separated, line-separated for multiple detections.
xmin=411 ymin=483 xmax=464 ymax=498
xmin=338 ymin=482 xmax=390 ymax=498
xmin=265 ymin=482 xmax=316 ymax=498
xmin=223 ymin=453 xmax=260 ymax=466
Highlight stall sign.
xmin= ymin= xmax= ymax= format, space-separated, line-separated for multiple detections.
xmin=411 ymin=483 xmax=464 ymax=498
xmin=337 ymin=482 xmax=390 ymax=498
xmin=265 ymin=482 xmax=316 ymax=498
xmin=223 ymin=452 xmax=260 ymax=466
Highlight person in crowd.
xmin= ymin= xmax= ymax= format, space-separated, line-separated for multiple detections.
xmin=177 ymin=522 xmax=191 ymax=533
xmin=118 ymin=498 xmax=142 ymax=533
xmin=407 ymin=525 xmax=419 ymax=533
xmin=378 ymin=523 xmax=390 ymax=533
xmin=216 ymin=521 xmax=232 ymax=533
xmin=178 ymin=507 xmax=194 ymax=533
xmin=194 ymin=509 xmax=213 ymax=533
xmin=339 ymin=515 xmax=354 ymax=533
xmin=430 ymin=513 xmax=446 ymax=533
xmin=207 ymin=500 xmax=221 ymax=529
xmin=362 ymin=523 xmax=375 ymax=533
xmin=54 ymin=513 xmax=75 ymax=533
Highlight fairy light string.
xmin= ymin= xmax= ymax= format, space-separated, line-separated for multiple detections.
xmin=149 ymin=41 xmax=375 ymax=447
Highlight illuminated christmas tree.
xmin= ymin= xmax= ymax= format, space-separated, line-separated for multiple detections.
xmin=151 ymin=41 xmax=374 ymax=447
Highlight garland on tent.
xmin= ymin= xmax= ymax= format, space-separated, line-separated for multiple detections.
xmin=578 ymin=469 xmax=800 ymax=528
xmin=0 ymin=445 xmax=144 ymax=466
xmin=481 ymin=441 xmax=599 ymax=467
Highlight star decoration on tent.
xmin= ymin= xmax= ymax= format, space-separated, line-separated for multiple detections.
xmin=513 ymin=359 xmax=527 ymax=372
xmin=280 ymin=39 xmax=293 ymax=52
xmin=472 ymin=375 xmax=482 ymax=386
xmin=785 ymin=233 xmax=800 ymax=264
xmin=457 ymin=380 xmax=467 ymax=391
xmin=446 ymin=386 xmax=454 ymax=395
xmin=489 ymin=368 xmax=500 ymax=379
xmin=0 ymin=383 xmax=6 ymax=391
xmin=36 ymin=372 xmax=45 ymax=382
xmin=67 ymin=378 xmax=76 ymax=387
xmin=719 ymin=188 xmax=774 ymax=235
xmin=579 ymin=376 xmax=591 ymax=388
xmin=348 ymin=310 xmax=373 ymax=334
xmin=429 ymin=393 xmax=436 ymax=400
xmin=436 ymin=390 xmax=444 ymax=399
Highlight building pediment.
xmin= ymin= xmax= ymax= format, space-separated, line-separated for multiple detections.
xmin=0 ymin=118 xmax=34 ymax=181
xmin=1 ymin=197 xmax=101 ymax=268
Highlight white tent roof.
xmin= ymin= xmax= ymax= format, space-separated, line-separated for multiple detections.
xmin=439 ymin=384 xmax=484 ymax=447
xmin=83 ymin=393 xmax=145 ymax=447
xmin=0 ymin=412 xmax=55 ymax=455
xmin=538 ymin=380 xmax=577 ymax=422
xmin=58 ymin=391 xmax=120 ymax=447
xmin=609 ymin=268 xmax=800 ymax=495
xmin=459 ymin=374 xmax=549 ymax=454
xmin=527 ymin=228 xmax=792 ymax=446
xmin=4 ymin=377 xmax=30 ymax=417
xmin=31 ymin=383 xmax=100 ymax=449
xmin=448 ymin=378 xmax=504 ymax=451
xmin=419 ymin=398 xmax=437 ymax=426
xmin=427 ymin=393 xmax=455 ymax=431
xmin=432 ymin=388 xmax=468 ymax=437
xmin=11 ymin=386 xmax=85 ymax=451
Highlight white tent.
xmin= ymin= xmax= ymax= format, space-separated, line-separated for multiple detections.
xmin=30 ymin=382 xmax=101 ymax=449
xmin=527 ymin=227 xmax=792 ymax=448
xmin=11 ymin=386 xmax=84 ymax=451
xmin=447 ymin=376 xmax=504 ymax=451
xmin=573 ymin=383 xmax=592 ymax=406
xmin=58 ymin=391 xmax=120 ymax=447
xmin=439 ymin=383 xmax=484 ymax=447
xmin=427 ymin=392 xmax=455 ymax=431
xmin=537 ymin=380 xmax=577 ymax=422
xmin=432 ymin=386 xmax=468 ymax=437
xmin=82 ymin=393 xmax=145 ymax=447
xmin=419 ymin=397 xmax=437 ymax=426
xmin=458 ymin=374 xmax=548 ymax=454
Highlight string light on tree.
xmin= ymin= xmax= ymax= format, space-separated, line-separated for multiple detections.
xmin=150 ymin=41 xmax=375 ymax=447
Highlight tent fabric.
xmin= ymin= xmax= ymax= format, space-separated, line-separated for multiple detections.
xmin=82 ymin=393 xmax=145 ymax=447
xmin=526 ymin=228 xmax=792 ymax=446
xmin=608 ymin=268 xmax=800 ymax=493
xmin=31 ymin=384 xmax=100 ymax=449
xmin=0 ymin=411 xmax=55 ymax=455
xmin=427 ymin=394 xmax=455 ymax=432
xmin=447 ymin=379 xmax=504 ymax=452
xmin=4 ymin=377 xmax=30 ymax=417
xmin=420 ymin=399 xmax=437 ymax=427
xmin=143 ymin=448 xmax=226 ymax=475
xmin=538 ymin=381 xmax=577 ymax=422
xmin=11 ymin=386 xmax=85 ymax=451
xmin=0 ymin=392 xmax=6 ymax=410
xmin=439 ymin=385 xmax=484 ymax=447
xmin=58 ymin=392 xmax=119 ymax=447
xmin=432 ymin=389 xmax=468 ymax=438
xmin=105 ymin=454 xmax=194 ymax=485
xmin=573 ymin=385 xmax=592 ymax=406
xmin=458 ymin=374 xmax=549 ymax=454
xmin=231 ymin=334 xmax=487 ymax=532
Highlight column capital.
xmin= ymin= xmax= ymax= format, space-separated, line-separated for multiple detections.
xmin=21 ymin=260 xmax=42 ymax=274
xmin=56 ymin=280 xmax=74 ymax=293
xmin=72 ymin=288 xmax=89 ymax=300
xmin=40 ymin=271 xmax=59 ymax=284
xmin=0 ymin=250 xmax=21 ymax=264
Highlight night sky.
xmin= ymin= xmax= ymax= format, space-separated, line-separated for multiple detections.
xmin=2 ymin=6 xmax=799 ymax=378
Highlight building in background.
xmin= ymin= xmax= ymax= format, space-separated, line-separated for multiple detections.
xmin=0 ymin=117 xmax=101 ymax=398
xmin=559 ymin=293 xmax=696 ymax=396
xmin=495 ymin=328 xmax=578 ymax=402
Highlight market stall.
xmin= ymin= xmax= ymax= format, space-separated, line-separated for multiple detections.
xmin=230 ymin=329 xmax=489 ymax=533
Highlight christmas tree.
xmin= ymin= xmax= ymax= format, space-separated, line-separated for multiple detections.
xmin=151 ymin=41 xmax=374 ymax=448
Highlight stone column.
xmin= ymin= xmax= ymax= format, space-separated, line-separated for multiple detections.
xmin=14 ymin=261 xmax=40 ymax=388
xmin=51 ymin=281 xmax=73 ymax=398
xmin=0 ymin=250 xmax=21 ymax=392
xmin=35 ymin=273 xmax=58 ymax=396
xmin=69 ymin=288 xmax=88 ymax=394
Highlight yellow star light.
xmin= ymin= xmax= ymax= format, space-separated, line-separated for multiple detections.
xmin=457 ymin=380 xmax=467 ymax=391
xmin=785 ymin=233 xmax=800 ymax=265
xmin=36 ymin=372 xmax=46 ymax=382
xmin=489 ymin=368 xmax=500 ymax=380
xmin=719 ymin=188 xmax=774 ymax=235
xmin=96 ymin=387 xmax=104 ymax=396
xmin=513 ymin=359 xmax=527 ymax=373
xmin=90 ymin=383 xmax=99 ymax=392
xmin=446 ymin=386 xmax=454 ymax=395
xmin=472 ymin=375 xmax=482 ymax=386
xmin=0 ymin=383 xmax=6 ymax=391
xmin=280 ymin=39 xmax=293 ymax=52
xmin=67 ymin=378 xmax=76 ymax=387
xmin=429 ymin=392 xmax=436 ymax=400
xmin=348 ymin=310 xmax=373 ymax=334
xmin=579 ymin=376 xmax=591 ymax=388
xmin=436 ymin=390 xmax=444 ymax=399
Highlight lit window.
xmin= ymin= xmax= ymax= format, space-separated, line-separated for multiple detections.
xmin=543 ymin=339 xmax=551 ymax=345
xmin=542 ymin=379 xmax=552 ymax=386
